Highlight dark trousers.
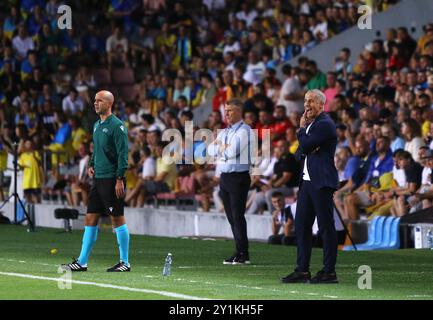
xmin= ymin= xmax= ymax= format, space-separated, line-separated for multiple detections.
xmin=219 ymin=171 xmax=251 ymax=254
xmin=295 ymin=180 xmax=337 ymax=273
xmin=268 ymin=234 xmax=296 ymax=246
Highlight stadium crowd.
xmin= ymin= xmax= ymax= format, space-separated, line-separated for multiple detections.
xmin=2 ymin=0 xmax=433 ymax=233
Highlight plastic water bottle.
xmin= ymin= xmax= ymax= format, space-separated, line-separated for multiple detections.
xmin=427 ymin=229 xmax=433 ymax=250
xmin=162 ymin=253 xmax=173 ymax=276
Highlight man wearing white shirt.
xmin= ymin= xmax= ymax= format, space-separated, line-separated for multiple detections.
xmin=62 ymin=89 xmax=85 ymax=115
xmin=124 ymin=146 xmax=156 ymax=207
xmin=313 ymin=10 xmax=328 ymax=41
xmin=235 ymin=3 xmax=258 ymax=28
xmin=106 ymin=26 xmax=129 ymax=68
xmin=246 ymin=51 xmax=266 ymax=84
xmin=208 ymin=99 xmax=254 ymax=265
xmin=12 ymin=25 xmax=35 ymax=60
xmin=223 ymin=32 xmax=240 ymax=55
xmin=277 ymin=64 xmax=304 ymax=115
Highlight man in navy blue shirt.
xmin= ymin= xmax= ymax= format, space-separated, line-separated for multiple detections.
xmin=281 ymin=90 xmax=339 ymax=284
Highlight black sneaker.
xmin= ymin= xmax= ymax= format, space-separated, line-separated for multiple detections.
xmin=232 ymin=253 xmax=250 ymax=265
xmin=223 ymin=254 xmax=238 ymax=265
xmin=106 ymin=261 xmax=131 ymax=272
xmin=281 ymin=271 xmax=311 ymax=283
xmin=310 ymin=270 xmax=338 ymax=284
xmin=61 ymin=258 xmax=87 ymax=272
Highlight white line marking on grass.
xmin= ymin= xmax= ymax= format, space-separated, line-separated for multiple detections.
xmin=0 ymin=258 xmax=58 ymax=267
xmin=0 ymin=271 xmax=211 ymax=300
xmin=1 ymin=258 xmax=339 ymax=299
xmin=165 ymin=276 xmax=337 ymax=299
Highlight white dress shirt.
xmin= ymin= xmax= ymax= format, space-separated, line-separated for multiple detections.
xmin=302 ymin=122 xmax=314 ymax=181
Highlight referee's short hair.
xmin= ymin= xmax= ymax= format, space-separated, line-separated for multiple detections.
xmin=226 ymin=98 xmax=244 ymax=110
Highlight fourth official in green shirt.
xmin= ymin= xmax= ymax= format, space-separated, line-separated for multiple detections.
xmin=62 ymin=90 xmax=131 ymax=273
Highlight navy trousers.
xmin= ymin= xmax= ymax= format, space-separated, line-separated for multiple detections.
xmin=295 ymin=180 xmax=337 ymax=273
xmin=219 ymin=171 xmax=250 ymax=254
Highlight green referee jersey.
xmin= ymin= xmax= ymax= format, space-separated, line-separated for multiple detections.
xmin=89 ymin=114 xmax=128 ymax=179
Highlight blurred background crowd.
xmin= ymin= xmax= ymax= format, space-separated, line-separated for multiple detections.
xmin=1 ymin=0 xmax=433 ymax=233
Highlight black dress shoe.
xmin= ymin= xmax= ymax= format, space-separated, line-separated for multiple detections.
xmin=224 ymin=252 xmax=250 ymax=265
xmin=281 ymin=271 xmax=311 ymax=283
xmin=232 ymin=252 xmax=250 ymax=265
xmin=223 ymin=254 xmax=237 ymax=265
xmin=310 ymin=270 xmax=338 ymax=284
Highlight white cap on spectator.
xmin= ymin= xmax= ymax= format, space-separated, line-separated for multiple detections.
xmin=364 ymin=42 xmax=373 ymax=52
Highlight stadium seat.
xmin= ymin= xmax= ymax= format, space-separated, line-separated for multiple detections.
xmin=92 ymin=68 xmax=111 ymax=86
xmin=119 ymin=85 xmax=138 ymax=102
xmin=343 ymin=216 xmax=382 ymax=251
xmin=387 ymin=217 xmax=401 ymax=250
xmin=344 ymin=216 xmax=402 ymax=251
xmin=366 ymin=216 xmax=387 ymax=249
xmin=156 ymin=176 xmax=198 ymax=210
xmin=369 ymin=217 xmax=395 ymax=249
xmin=111 ymin=67 xmax=134 ymax=85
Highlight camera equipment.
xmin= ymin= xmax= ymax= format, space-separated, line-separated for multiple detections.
xmin=0 ymin=142 xmax=35 ymax=231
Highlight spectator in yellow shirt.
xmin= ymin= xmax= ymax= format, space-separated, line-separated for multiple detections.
xmin=69 ymin=116 xmax=88 ymax=157
xmin=286 ymin=126 xmax=299 ymax=154
xmin=416 ymin=24 xmax=433 ymax=55
xmin=18 ymin=139 xmax=43 ymax=203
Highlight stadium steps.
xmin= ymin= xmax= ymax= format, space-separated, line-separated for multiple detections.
xmin=285 ymin=0 xmax=433 ymax=74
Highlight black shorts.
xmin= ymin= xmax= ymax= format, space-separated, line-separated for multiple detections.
xmin=143 ymin=180 xmax=170 ymax=194
xmin=24 ymin=188 xmax=41 ymax=197
xmin=87 ymin=178 xmax=125 ymax=216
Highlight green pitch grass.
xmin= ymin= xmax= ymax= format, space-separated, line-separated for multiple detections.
xmin=0 ymin=224 xmax=432 ymax=300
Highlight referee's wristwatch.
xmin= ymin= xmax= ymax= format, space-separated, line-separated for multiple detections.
xmin=116 ymin=176 xmax=124 ymax=181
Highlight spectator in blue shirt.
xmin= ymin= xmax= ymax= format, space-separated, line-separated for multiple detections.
xmin=335 ymin=137 xmax=372 ymax=219
xmin=81 ymin=24 xmax=105 ymax=60
xmin=363 ymin=136 xmax=394 ymax=188
xmin=381 ymin=123 xmax=405 ymax=152
xmin=20 ymin=0 xmax=45 ymax=19
xmin=26 ymin=5 xmax=47 ymax=37
xmin=343 ymin=137 xmax=371 ymax=181
xmin=108 ymin=0 xmax=140 ymax=34
xmin=342 ymin=136 xmax=394 ymax=221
